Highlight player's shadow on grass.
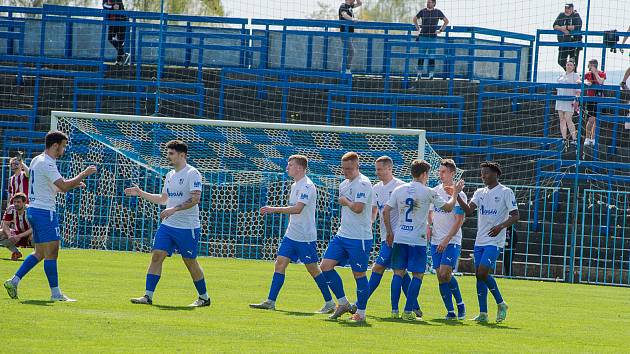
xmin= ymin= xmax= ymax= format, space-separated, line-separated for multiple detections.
xmin=20 ymin=300 xmax=54 ymax=306
xmin=429 ymin=318 xmax=467 ymax=326
xmin=371 ymin=316 xmax=433 ymax=325
xmin=475 ymin=322 xmax=520 ymax=330
xmin=275 ymin=309 xmax=316 ymax=317
xmin=336 ymin=320 xmax=373 ymax=328
xmin=153 ymin=304 xmax=194 ymax=311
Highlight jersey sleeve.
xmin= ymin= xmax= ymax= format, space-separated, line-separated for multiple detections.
xmin=454 ymin=192 xmax=467 ymax=215
xmin=189 ymin=169 xmax=202 ymax=192
xmin=371 ymin=185 xmax=378 ymax=207
xmin=3 ymin=206 xmax=14 ymax=222
xmin=385 ymin=188 xmax=398 ymax=209
xmin=437 ymin=9 xmax=445 ymax=19
xmin=353 ymin=182 xmax=370 ymax=204
xmin=430 ymin=189 xmax=447 ymax=209
xmin=42 ymin=162 xmax=63 ymax=184
xmin=505 ymin=188 xmax=518 ymax=212
xmin=470 ymin=188 xmax=482 ymax=207
xmin=297 ymin=184 xmax=315 ymax=206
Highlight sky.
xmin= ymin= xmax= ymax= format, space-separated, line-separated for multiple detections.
xmin=222 ymin=0 xmax=630 ymax=81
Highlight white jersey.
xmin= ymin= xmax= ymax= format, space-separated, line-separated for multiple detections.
xmin=285 ymin=176 xmax=317 ymax=242
xmin=28 ymin=153 xmax=63 ymax=211
xmin=372 ymin=178 xmax=405 ymax=242
xmin=161 ymin=164 xmax=202 ymax=229
xmin=386 ymin=181 xmax=447 ymax=246
xmin=337 ymin=173 xmax=373 ymax=240
xmin=430 ymin=183 xmax=467 ymax=246
xmin=470 ymin=183 xmax=518 ymax=247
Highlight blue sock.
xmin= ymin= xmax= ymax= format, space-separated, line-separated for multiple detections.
xmin=355 ymin=276 xmax=369 ymax=311
xmin=449 ymin=276 xmax=463 ymax=304
xmin=367 ymin=271 xmax=383 ymax=298
xmin=43 ymin=260 xmax=58 ymax=288
xmin=476 ymin=279 xmax=488 ymax=313
xmin=439 ymin=282 xmax=455 ymax=313
xmin=267 ymin=272 xmax=285 ymax=301
xmin=323 ymin=270 xmax=345 ymax=300
xmin=404 ymin=277 xmax=422 ymax=312
xmin=390 ymin=274 xmax=403 ymax=311
xmin=313 ymin=273 xmax=332 ymax=302
xmin=15 ymin=254 xmax=40 ymax=280
xmin=401 ymin=272 xmax=419 ymax=310
xmin=145 ymin=273 xmax=161 ymax=297
xmin=483 ymin=275 xmax=504 ymax=304
xmin=193 ymin=278 xmax=207 ymax=296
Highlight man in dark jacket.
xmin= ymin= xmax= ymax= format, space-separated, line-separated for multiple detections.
xmin=553 ymin=3 xmax=582 ymax=69
xmin=103 ymin=0 xmax=130 ymax=65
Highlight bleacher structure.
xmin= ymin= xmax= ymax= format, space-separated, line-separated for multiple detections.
xmin=0 ymin=4 xmax=628 ymax=286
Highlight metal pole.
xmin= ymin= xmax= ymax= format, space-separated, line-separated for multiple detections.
xmin=154 ymin=0 xmax=165 ymax=115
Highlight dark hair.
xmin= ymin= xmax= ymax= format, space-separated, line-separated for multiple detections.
xmin=588 ymin=59 xmax=598 ymax=67
xmin=45 ymin=131 xmax=68 ymax=149
xmin=410 ymin=159 xmax=431 ymax=178
xmin=165 ymin=140 xmax=188 ymax=154
xmin=375 ymin=155 xmax=393 ymax=167
xmin=11 ymin=192 xmax=27 ymax=203
xmin=440 ymin=158 xmax=457 ymax=173
xmin=288 ymin=154 xmax=308 ymax=169
xmin=480 ymin=161 xmax=502 ymax=176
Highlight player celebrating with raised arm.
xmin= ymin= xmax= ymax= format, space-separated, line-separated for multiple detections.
xmin=383 ymin=160 xmax=463 ymax=321
xmin=126 ymin=140 xmax=210 ymax=307
xmin=457 ymin=161 xmax=519 ymax=323
xmin=428 ymin=159 xmax=467 ymax=320
xmin=321 ymin=152 xmax=373 ymax=323
xmin=250 ymin=155 xmax=335 ymax=313
xmin=4 ymin=131 xmax=97 ymax=301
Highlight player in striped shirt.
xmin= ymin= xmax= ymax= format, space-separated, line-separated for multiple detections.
xmin=8 ymin=154 xmax=29 ymax=202
xmin=1 ymin=193 xmax=31 ymax=260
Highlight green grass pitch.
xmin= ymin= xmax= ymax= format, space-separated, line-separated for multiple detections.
xmin=1 ymin=249 xmax=628 ymax=353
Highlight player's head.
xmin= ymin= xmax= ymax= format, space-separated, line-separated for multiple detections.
xmin=410 ymin=159 xmax=431 ymax=184
xmin=427 ymin=0 xmax=436 ymax=9
xmin=11 ymin=192 xmax=27 ymax=211
xmin=45 ymin=131 xmax=68 ymax=158
xmin=341 ymin=152 xmax=360 ymax=180
xmin=480 ymin=161 xmax=501 ymax=186
xmin=374 ymin=155 xmax=393 ymax=182
xmin=439 ymin=158 xmax=457 ymax=184
xmin=564 ymin=3 xmax=574 ymax=15
xmin=287 ymin=154 xmax=308 ymax=178
xmin=165 ymin=140 xmax=188 ymax=167
xmin=588 ymin=59 xmax=598 ymax=70
xmin=9 ymin=157 xmax=20 ymax=172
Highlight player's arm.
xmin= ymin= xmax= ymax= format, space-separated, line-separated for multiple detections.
xmin=489 ymin=210 xmax=520 ymax=237
xmin=161 ymin=190 xmax=201 ymax=220
xmin=13 ymin=227 xmax=32 ymax=241
xmin=340 ymin=198 xmax=365 ymax=213
xmin=427 ymin=210 xmax=433 ymax=242
xmin=124 ymin=185 xmax=168 ymax=205
xmin=623 ymin=25 xmax=630 ymax=44
xmin=54 ymin=165 xmax=97 ymax=192
xmin=437 ymin=213 xmax=464 ymax=252
xmin=437 ymin=180 xmax=465 ymax=213
xmin=341 ymin=11 xmax=354 ymax=21
xmin=20 ymin=160 xmax=29 ymax=178
xmin=354 ymin=0 xmax=362 ymax=9
xmin=1 ymin=219 xmax=11 ymax=238
xmin=371 ymin=205 xmax=378 ymax=223
xmin=413 ymin=15 xmax=420 ymax=32
xmin=438 ymin=15 xmax=449 ymax=33
xmin=382 ymin=204 xmax=395 ymax=247
xmin=260 ymin=202 xmax=305 ymax=215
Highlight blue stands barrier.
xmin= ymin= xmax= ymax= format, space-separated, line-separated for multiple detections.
xmin=73 ymin=77 xmax=205 ymax=116
xmin=595 ymin=103 xmax=630 ymax=157
xmin=2 ymin=129 xmax=46 ymax=156
xmin=0 ymin=108 xmax=36 ymax=129
xmin=218 ymin=68 xmax=352 ymax=122
xmin=326 ymin=91 xmax=464 ymax=128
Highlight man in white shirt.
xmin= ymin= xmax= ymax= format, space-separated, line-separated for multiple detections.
xmin=321 ymin=152 xmax=373 ymax=322
xmin=4 ymin=131 xmax=97 ymax=301
xmin=126 ymin=140 xmax=210 ymax=307
xmin=383 ymin=159 xmax=463 ymax=321
xmin=250 ymin=155 xmax=335 ymax=313
xmin=457 ymin=161 xmax=519 ymax=323
xmin=428 ymin=159 xmax=467 ymax=320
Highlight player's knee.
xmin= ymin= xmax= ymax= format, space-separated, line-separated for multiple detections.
xmin=352 ymin=271 xmax=366 ymax=279
xmin=304 ymin=264 xmax=321 ymax=278
xmin=320 ymin=259 xmax=334 ymax=272
xmin=371 ymin=264 xmax=385 ymax=274
xmin=151 ymin=252 xmax=167 ymax=264
xmin=412 ymin=272 xmax=424 ymax=279
xmin=475 ymin=269 xmax=488 ymax=281
xmin=393 ymin=269 xmax=406 ymax=277
xmin=438 ymin=269 xmax=451 ymax=283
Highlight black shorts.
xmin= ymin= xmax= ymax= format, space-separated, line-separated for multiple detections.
xmin=585 ymin=101 xmax=597 ymax=117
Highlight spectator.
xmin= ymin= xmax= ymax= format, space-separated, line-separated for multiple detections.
xmin=1 ymin=193 xmax=31 ymax=260
xmin=582 ymin=59 xmax=606 ymax=146
xmin=413 ymin=0 xmax=449 ymax=80
xmin=553 ymin=3 xmax=582 ymax=70
xmin=339 ymin=0 xmax=362 ymax=74
xmin=103 ymin=0 xmax=130 ymax=65
xmin=8 ymin=152 xmax=29 ymax=203
xmin=555 ymin=59 xmax=580 ymax=148
xmin=620 ymin=25 xmax=630 ymax=91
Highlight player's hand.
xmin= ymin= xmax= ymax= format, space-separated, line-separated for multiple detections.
xmin=113 ymin=3 xmax=119 ymax=9
xmin=386 ymin=233 xmax=394 ymax=247
xmin=259 ymin=206 xmax=275 ymax=214
xmin=8 ymin=231 xmax=19 ymax=244
xmin=82 ymin=165 xmax=97 ymax=178
xmin=338 ymin=196 xmax=350 ymax=206
xmin=454 ymin=179 xmax=465 ymax=194
xmin=124 ymin=185 xmax=141 ymax=196
xmin=78 ymin=182 xmax=86 ymax=189
xmin=488 ymin=225 xmax=503 ymax=237
xmin=437 ymin=239 xmax=449 ymax=253
xmin=160 ymin=207 xmax=177 ymax=220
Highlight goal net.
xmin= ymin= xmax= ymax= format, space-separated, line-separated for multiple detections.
xmin=51 ymin=111 xmax=457 ymax=260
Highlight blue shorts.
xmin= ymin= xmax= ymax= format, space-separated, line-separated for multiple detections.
xmin=323 ymin=235 xmax=372 ymax=272
xmin=474 ymin=245 xmax=503 ymax=270
xmin=374 ymin=241 xmax=393 ymax=268
xmin=278 ymin=237 xmax=319 ymax=264
xmin=430 ymin=244 xmax=461 ymax=270
xmin=391 ymin=243 xmax=427 ymax=273
xmin=27 ymin=207 xmax=60 ymax=244
xmin=153 ymin=224 xmax=200 ymax=259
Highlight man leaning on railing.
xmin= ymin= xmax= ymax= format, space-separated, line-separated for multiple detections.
xmin=103 ymin=0 xmax=130 ymax=66
xmin=553 ymin=3 xmax=582 ymax=70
